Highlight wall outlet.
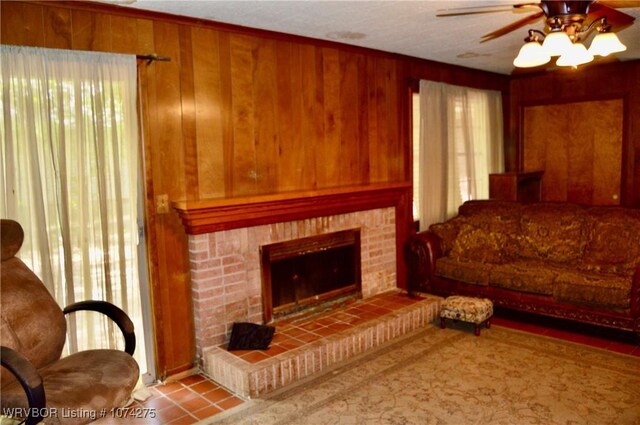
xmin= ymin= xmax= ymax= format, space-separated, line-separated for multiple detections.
xmin=156 ymin=194 xmax=170 ymax=214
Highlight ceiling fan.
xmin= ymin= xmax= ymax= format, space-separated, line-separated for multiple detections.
xmin=437 ymin=1 xmax=637 ymax=41
xmin=438 ymin=1 xmax=638 ymax=68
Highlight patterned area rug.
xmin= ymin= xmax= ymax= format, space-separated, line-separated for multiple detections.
xmin=200 ymin=324 xmax=640 ymax=425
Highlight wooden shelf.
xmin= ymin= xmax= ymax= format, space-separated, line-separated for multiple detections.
xmin=489 ymin=171 xmax=543 ymax=203
xmin=172 ymin=182 xmax=412 ymax=235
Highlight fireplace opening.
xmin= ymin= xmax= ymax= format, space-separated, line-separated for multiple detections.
xmin=260 ymin=229 xmax=361 ymax=322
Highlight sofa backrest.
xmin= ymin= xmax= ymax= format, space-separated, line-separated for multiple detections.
xmin=429 ymin=200 xmax=523 ymax=263
xmin=429 ymin=200 xmax=640 ymax=273
xmin=518 ymin=203 xmax=588 ymax=263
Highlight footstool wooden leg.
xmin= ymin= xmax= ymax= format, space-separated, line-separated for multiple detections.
xmin=486 ymin=318 xmax=491 ymax=329
xmin=440 ymin=317 xmax=446 ymax=329
xmin=474 ymin=323 xmax=481 ymax=336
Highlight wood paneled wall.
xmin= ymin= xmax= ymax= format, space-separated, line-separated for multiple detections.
xmin=508 ymin=61 xmax=640 ymax=207
xmin=1 ymin=0 xmax=508 ymax=376
xmin=523 ymin=99 xmax=624 ymax=205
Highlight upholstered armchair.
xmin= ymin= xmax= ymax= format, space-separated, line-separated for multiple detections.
xmin=0 ymin=219 xmax=140 ymax=425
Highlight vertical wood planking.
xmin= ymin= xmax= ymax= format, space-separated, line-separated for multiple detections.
xmin=43 ymin=5 xmax=72 ymax=49
xmin=136 ymin=18 xmax=154 ymax=53
xmin=150 ymin=20 xmax=188 ymax=372
xmin=372 ymin=57 xmax=392 ymax=182
xmin=152 ymin=21 xmax=185 ymax=198
xmin=135 ymin=16 xmax=169 ymax=373
xmin=192 ymin=27 xmax=226 ymax=199
xmin=178 ymin=24 xmax=199 ymax=200
xmin=386 ymin=61 xmax=402 ymax=181
xmin=110 ymin=15 xmax=138 ymax=55
xmin=356 ymin=52 xmax=371 ymax=183
xmin=299 ymin=44 xmax=321 ymax=190
xmin=70 ymin=9 xmax=108 ymax=52
xmin=320 ymin=47 xmax=342 ymax=187
xmin=366 ymin=56 xmax=380 ymax=183
xmin=217 ymin=32 xmax=234 ymax=196
xmin=339 ymin=51 xmax=359 ymax=186
xmin=253 ymin=38 xmax=279 ymax=193
xmin=1 ymin=2 xmax=25 ymax=45
xmin=275 ymin=41 xmax=303 ymax=192
xmin=22 ymin=3 xmax=46 ymax=47
xmin=229 ymin=34 xmax=258 ymax=195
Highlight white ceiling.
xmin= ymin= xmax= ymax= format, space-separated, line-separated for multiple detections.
xmin=117 ymin=0 xmax=640 ymax=75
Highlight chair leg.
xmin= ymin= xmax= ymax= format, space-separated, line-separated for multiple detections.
xmin=440 ymin=317 xmax=446 ymax=329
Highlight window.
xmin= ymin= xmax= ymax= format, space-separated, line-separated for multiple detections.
xmin=1 ymin=45 xmax=151 ymax=379
xmin=413 ymin=80 xmax=504 ymax=229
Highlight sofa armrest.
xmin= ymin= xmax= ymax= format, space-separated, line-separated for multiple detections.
xmin=631 ymin=265 xmax=640 ymax=318
xmin=405 ymin=231 xmax=444 ymax=294
xmin=64 ymin=300 xmax=136 ymax=356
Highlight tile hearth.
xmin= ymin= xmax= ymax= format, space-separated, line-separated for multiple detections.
xmin=202 ymin=290 xmax=442 ymax=398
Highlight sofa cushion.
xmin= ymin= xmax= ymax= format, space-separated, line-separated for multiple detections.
xmin=435 ymin=257 xmax=493 ymax=286
xmin=553 ymin=270 xmax=631 ymax=309
xmin=489 ymin=261 xmax=559 ymax=295
xmin=518 ymin=203 xmax=587 ymax=263
xmin=450 ymin=224 xmax=508 ymax=264
xmin=429 ymin=215 xmax=467 ymax=255
xmin=581 ymin=208 xmax=640 ymax=275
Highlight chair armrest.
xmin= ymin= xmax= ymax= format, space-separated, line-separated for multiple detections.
xmin=0 ymin=346 xmax=46 ymax=425
xmin=405 ymin=231 xmax=444 ymax=294
xmin=63 ymin=300 xmax=136 ymax=356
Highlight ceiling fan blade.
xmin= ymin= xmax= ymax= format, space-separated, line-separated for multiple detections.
xmin=437 ymin=9 xmax=516 ymax=17
xmin=596 ymin=0 xmax=640 ymax=8
xmin=437 ymin=2 xmax=540 ymax=17
xmin=437 ymin=3 xmax=523 ymax=12
xmin=512 ymin=2 xmax=543 ymax=9
xmin=481 ymin=11 xmax=545 ymax=42
xmin=588 ymin=2 xmax=636 ymax=29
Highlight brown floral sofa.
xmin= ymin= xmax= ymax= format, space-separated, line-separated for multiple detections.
xmin=406 ymin=200 xmax=640 ymax=337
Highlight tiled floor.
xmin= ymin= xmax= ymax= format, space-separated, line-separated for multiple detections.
xmin=96 ymin=374 xmax=243 ymax=424
xmin=101 ymin=295 xmax=639 ymax=424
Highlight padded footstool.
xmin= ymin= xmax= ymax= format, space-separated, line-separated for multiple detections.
xmin=440 ymin=296 xmax=493 ymax=336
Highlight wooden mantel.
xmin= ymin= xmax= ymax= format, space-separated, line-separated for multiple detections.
xmin=172 ymin=182 xmax=412 ymax=235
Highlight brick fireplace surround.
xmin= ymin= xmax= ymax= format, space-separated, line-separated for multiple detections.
xmin=172 ymin=183 xmax=442 ymax=397
xmin=188 ymin=207 xmax=397 ymax=362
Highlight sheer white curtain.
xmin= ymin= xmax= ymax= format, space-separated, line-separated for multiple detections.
xmin=416 ymin=80 xmax=504 ymax=230
xmin=0 ymin=45 xmax=147 ymax=372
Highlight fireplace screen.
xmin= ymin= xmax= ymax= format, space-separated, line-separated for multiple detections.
xmin=261 ymin=229 xmax=361 ymax=322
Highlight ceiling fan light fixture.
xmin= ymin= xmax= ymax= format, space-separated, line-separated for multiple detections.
xmin=556 ymin=42 xmax=594 ymax=67
xmin=513 ymin=40 xmax=551 ymax=68
xmin=541 ymin=30 xmax=573 ymax=56
xmin=588 ymin=32 xmax=627 ymax=57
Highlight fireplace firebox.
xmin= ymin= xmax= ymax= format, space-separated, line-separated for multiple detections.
xmin=260 ymin=229 xmax=361 ymax=322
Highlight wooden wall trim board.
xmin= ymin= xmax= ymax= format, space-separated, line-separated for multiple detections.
xmin=172 ymin=183 xmax=411 ymax=234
